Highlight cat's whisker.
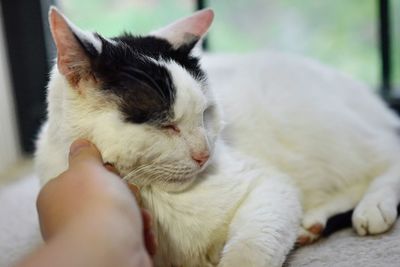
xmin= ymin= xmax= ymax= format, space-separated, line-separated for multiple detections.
xmin=126 ymin=165 xmax=170 ymax=184
xmin=123 ymin=164 xmax=154 ymax=181
xmin=122 ymin=161 xmax=196 ymax=187
xmin=140 ymin=170 xmax=169 ymax=186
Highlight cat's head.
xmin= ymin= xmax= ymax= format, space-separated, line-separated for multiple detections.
xmin=48 ymin=7 xmax=222 ymax=192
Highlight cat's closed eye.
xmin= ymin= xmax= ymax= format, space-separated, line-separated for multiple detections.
xmin=162 ymin=124 xmax=180 ymax=134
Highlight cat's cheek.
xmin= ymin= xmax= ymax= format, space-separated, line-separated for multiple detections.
xmin=156 ymin=176 xmax=197 ymax=193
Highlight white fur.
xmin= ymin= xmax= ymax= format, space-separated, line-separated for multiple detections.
xmin=35 ymin=49 xmax=400 ymax=267
xmin=203 ymin=51 xmax=400 ymax=241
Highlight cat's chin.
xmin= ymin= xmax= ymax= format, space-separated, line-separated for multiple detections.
xmin=121 ymin=161 xmax=209 ymax=192
xmin=156 ymin=177 xmax=196 ymax=193
xmin=159 ymin=165 xmax=212 ymax=192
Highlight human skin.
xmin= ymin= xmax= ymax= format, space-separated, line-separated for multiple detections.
xmin=16 ymin=139 xmax=154 ymax=267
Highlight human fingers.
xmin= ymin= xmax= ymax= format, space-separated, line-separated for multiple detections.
xmin=68 ymin=139 xmax=103 ymax=168
xmin=141 ymin=209 xmax=157 ymax=256
xmin=104 ymin=163 xmax=120 ymax=176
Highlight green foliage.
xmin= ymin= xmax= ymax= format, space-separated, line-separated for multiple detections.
xmin=208 ymin=0 xmax=380 ymax=88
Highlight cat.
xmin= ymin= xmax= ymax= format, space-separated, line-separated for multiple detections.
xmin=35 ymin=6 xmax=400 ymax=267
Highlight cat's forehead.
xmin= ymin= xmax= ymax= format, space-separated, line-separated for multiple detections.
xmin=90 ymin=34 xmax=207 ymax=125
xmin=166 ymin=60 xmax=208 ymax=121
xmin=109 ymin=34 xmax=204 ymax=80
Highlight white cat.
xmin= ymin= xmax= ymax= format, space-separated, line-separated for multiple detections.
xmin=35 ymin=7 xmax=400 ymax=267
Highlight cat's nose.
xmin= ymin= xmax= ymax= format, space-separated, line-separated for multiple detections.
xmin=191 ymin=151 xmax=210 ymax=167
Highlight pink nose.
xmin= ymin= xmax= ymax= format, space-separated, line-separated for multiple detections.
xmin=191 ymin=151 xmax=210 ymax=167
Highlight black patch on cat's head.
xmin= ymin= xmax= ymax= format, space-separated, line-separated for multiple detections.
xmin=114 ymin=33 xmax=205 ymax=81
xmin=73 ymin=32 xmax=101 ymax=57
xmin=85 ymin=34 xmax=205 ymax=124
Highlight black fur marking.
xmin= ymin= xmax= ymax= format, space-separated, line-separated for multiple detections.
xmin=93 ymin=40 xmax=175 ymax=124
xmin=72 ymin=33 xmax=99 ymax=57
xmin=322 ymin=204 xmax=400 ymax=237
xmin=112 ymin=34 xmax=205 ymax=81
xmin=83 ymin=33 xmax=205 ymax=124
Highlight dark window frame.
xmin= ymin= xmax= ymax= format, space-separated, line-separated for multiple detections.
xmin=379 ymin=0 xmax=400 ymax=112
xmin=379 ymin=0 xmax=392 ymax=99
xmin=0 ymin=0 xmax=54 ymax=153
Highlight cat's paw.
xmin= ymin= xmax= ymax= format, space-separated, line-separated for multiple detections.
xmin=296 ymin=210 xmax=327 ymax=246
xmin=352 ymin=192 xmax=398 ymax=236
xmin=296 ymin=223 xmax=324 ymax=246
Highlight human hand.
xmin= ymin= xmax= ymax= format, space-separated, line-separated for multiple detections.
xmin=104 ymin=162 xmax=157 ymax=256
xmin=36 ymin=139 xmax=154 ymax=266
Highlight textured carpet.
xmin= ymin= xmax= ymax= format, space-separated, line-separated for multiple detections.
xmin=1 ymin=174 xmax=399 ymax=267
xmin=0 ymin=175 xmax=42 ymax=267
xmin=286 ymin=220 xmax=400 ymax=267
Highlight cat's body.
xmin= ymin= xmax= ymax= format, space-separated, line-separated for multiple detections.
xmin=206 ymin=52 xmax=400 ymax=211
xmin=35 ymin=8 xmax=400 ymax=267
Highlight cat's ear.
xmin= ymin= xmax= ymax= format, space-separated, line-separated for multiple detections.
xmin=49 ymin=6 xmax=102 ymax=87
xmin=151 ymin=8 xmax=214 ymax=52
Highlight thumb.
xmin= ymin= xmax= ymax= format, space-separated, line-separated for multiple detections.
xmin=68 ymin=139 xmax=103 ymax=167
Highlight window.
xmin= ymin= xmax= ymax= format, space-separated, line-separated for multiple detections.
xmin=61 ymin=0 xmax=399 ymax=92
xmin=1 ymin=0 xmax=398 ymax=152
xmin=208 ymin=1 xmax=379 ymax=90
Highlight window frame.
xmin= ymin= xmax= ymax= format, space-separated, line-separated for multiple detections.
xmin=0 ymin=0 xmax=54 ymax=153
